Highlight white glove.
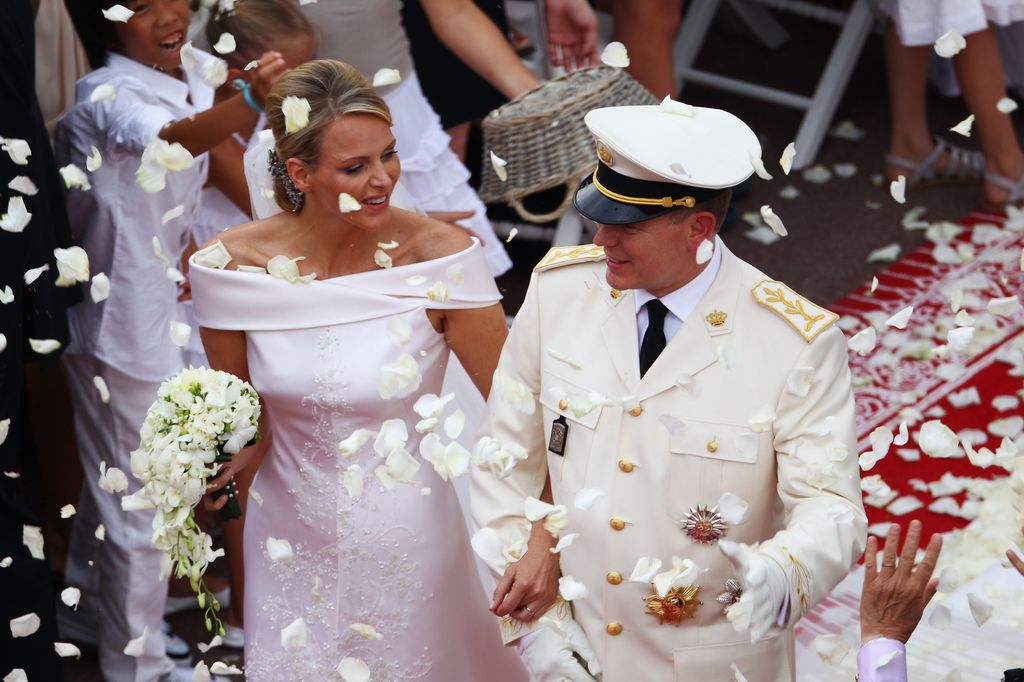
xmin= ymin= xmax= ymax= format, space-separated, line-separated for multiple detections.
xmin=719 ymin=540 xmax=788 ymax=643
xmin=518 ymin=618 xmax=601 ymax=682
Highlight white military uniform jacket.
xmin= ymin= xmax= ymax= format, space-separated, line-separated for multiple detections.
xmin=471 ymin=241 xmax=867 ymax=682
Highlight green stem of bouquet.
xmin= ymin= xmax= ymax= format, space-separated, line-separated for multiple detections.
xmin=176 ymin=513 xmax=225 ymax=636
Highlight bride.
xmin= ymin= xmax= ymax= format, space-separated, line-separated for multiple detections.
xmin=189 ymin=60 xmax=529 ymax=681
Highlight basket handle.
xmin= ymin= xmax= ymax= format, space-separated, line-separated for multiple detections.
xmin=507 ymin=173 xmax=586 ymax=224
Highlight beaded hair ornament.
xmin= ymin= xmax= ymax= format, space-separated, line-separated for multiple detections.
xmin=267 ymin=149 xmax=304 ymax=212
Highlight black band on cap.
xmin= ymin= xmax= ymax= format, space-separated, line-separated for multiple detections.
xmin=591 ymin=162 xmax=726 ymax=208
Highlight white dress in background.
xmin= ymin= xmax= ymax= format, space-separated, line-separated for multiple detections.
xmin=189 ymin=240 xmax=527 ymax=682
xmin=880 ymin=0 xmax=1024 ymax=44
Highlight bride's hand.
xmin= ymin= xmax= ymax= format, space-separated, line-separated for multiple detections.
xmin=491 ymin=523 xmax=560 ymax=621
xmin=204 ymin=443 xmax=260 ymax=511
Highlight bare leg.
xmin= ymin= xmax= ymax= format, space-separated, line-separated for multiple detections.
xmin=446 ymin=121 xmax=471 ymax=163
xmin=884 ymin=20 xmax=939 ymax=181
xmin=953 ymin=26 xmax=1024 ymax=205
xmin=611 ymin=0 xmax=684 ymax=99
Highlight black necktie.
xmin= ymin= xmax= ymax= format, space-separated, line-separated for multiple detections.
xmin=639 ymin=299 xmax=668 ymax=377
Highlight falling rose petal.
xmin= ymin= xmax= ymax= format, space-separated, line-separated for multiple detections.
xmin=9 ymin=613 xmax=40 ymax=638
xmin=966 ymin=592 xmax=993 ymax=626
xmin=886 ymin=495 xmax=924 ymax=516
xmin=178 ymin=41 xmax=197 ymax=70
xmin=489 ymin=151 xmax=508 ymax=182
xmin=558 ymin=575 xmax=588 ymax=601
xmin=506 ymin=228 xmax=518 ymax=242
xmin=54 ymin=642 xmax=81 ymax=658
xmin=760 ymin=205 xmax=787 ymax=236
xmin=342 ymin=464 xmax=364 ymax=500
xmin=123 ymin=626 xmax=148 ymax=655
xmin=997 ymin=97 xmax=1018 ymax=114
xmin=378 ymin=354 xmax=422 ymax=399
xmin=244 ymin=60 xmax=258 ymax=71
xmin=546 ymin=348 xmax=582 ymax=370
xmin=194 ymin=241 xmax=232 ymax=270
xmin=59 ymin=504 xmax=76 ymax=519
xmin=168 ymin=321 xmax=192 ymax=347
xmin=573 ymin=487 xmax=606 ymax=510
xmin=890 ymin=175 xmax=907 ymax=204
xmin=90 ymin=273 xmax=111 ymax=303
xmin=95 ymin=524 xmax=105 ymax=540
xmin=282 ymin=96 xmax=312 ymax=133
xmin=918 ymin=420 xmax=960 ymax=458
xmin=600 ymin=41 xmax=629 ymax=67
xmin=61 ymin=587 xmax=80 ymax=609
xmin=373 ymin=249 xmax=392 ymax=269
xmin=629 ymin=556 xmax=663 ymax=583
xmin=29 ymin=338 xmax=61 ymax=355
xmin=747 ymin=404 xmax=775 ymax=433
xmin=371 ymin=68 xmax=402 ymax=87
xmin=928 ymin=602 xmax=952 ymax=629
xmin=731 ymin=663 xmax=750 ymax=682
xmin=953 ymin=309 xmax=974 ymax=327
xmin=934 ymin=29 xmax=966 ymax=57
xmin=779 ymin=142 xmax=796 ymax=175
xmin=212 ymin=32 xmax=236 ymax=54
xmin=7 ymin=176 xmax=38 ymax=196
xmin=652 ymin=556 xmax=698 ymax=598
xmin=22 ymin=525 xmax=44 ymax=559
xmin=209 ymin=662 xmax=243 ymax=675
xmin=834 ymin=163 xmax=857 ymax=178
xmin=89 ymin=83 xmax=118 ymax=103
xmin=1 ymin=196 xmax=32 ymax=233
xmin=3 ymin=670 xmax=27 ymax=682
xmin=988 ymin=295 xmax=1021 ymax=316
xmin=950 ymin=114 xmax=975 ymax=137
xmin=266 ymin=537 xmax=294 ymax=562
xmin=813 ymin=633 xmax=850 ymax=665
xmin=281 ymin=618 xmax=309 ymax=648
xmin=660 ymin=95 xmax=695 ymax=117
xmin=98 ymin=461 xmax=128 ymax=493
xmin=160 ymin=205 xmax=185 ymax=226
xmin=426 ymin=281 xmax=449 ymax=303
xmin=54 ymin=246 xmax=90 ymax=284
xmin=785 ymin=365 xmax=815 ymax=398
xmin=848 ymin=326 xmax=876 ymax=356
xmin=885 ymin=305 xmax=913 ymax=329
xmin=696 ymin=238 xmax=714 ymax=265
xmin=196 ymin=635 xmax=223 ymax=654
xmin=202 ymin=57 xmax=229 ymax=87
xmin=750 ymin=154 xmax=773 ymax=180
xmin=336 ymin=657 xmax=371 ymax=682
xmin=937 ymin=566 xmax=959 ymax=592
xmin=717 ymin=492 xmax=749 ymax=525
xmin=102 ymin=4 xmax=134 ymax=22
xmin=1 ymin=138 xmax=31 ymax=165
xmin=891 ymin=421 xmax=909 ymax=447
xmin=338 ymin=192 xmax=361 ymax=213
xmin=349 ymin=623 xmax=383 ymax=640
xmin=0 ymin=557 xmax=10 ymax=567
xmin=947 ymin=326 xmax=974 ymax=352
xmin=550 ymin=532 xmax=579 ymax=554
xmin=443 ymin=409 xmax=465 ymax=439
xmin=0 ymin=286 xmax=12 ymax=304
xmin=86 ymin=146 xmax=102 ymax=172
xmin=867 ymin=243 xmax=901 ymax=263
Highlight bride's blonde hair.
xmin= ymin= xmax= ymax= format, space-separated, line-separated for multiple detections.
xmin=265 ymin=60 xmax=393 ymax=212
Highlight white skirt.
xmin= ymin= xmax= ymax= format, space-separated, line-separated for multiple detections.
xmin=880 ymin=0 xmax=1024 ymax=45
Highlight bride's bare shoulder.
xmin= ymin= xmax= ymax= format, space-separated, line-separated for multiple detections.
xmin=394 ymin=209 xmax=475 ymax=263
xmin=202 ymin=215 xmax=290 ymax=269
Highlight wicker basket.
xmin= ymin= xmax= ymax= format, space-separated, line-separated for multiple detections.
xmin=478 ymin=66 xmax=658 ymax=223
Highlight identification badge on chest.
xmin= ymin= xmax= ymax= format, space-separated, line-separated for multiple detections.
xmin=548 ymin=415 xmax=568 ymax=456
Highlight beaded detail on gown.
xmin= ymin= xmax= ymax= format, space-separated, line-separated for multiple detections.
xmin=190 ymin=241 xmax=527 ymax=681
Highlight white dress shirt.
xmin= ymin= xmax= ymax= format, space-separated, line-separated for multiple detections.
xmin=55 ymin=51 xmax=214 ymax=381
xmin=634 ymin=235 xmax=723 ymax=345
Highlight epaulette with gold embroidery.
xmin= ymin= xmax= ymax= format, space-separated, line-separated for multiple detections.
xmin=751 ymin=279 xmax=838 ymax=342
xmin=533 ymin=244 xmax=605 ymax=272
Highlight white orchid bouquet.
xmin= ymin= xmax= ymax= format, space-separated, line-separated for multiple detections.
xmin=127 ymin=367 xmax=261 ymax=633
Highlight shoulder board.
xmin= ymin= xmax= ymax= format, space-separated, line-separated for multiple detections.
xmin=751 ymin=279 xmax=838 ymax=343
xmin=534 ymin=244 xmax=606 ymax=273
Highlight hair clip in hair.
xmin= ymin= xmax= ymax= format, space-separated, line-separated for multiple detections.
xmin=267 ymin=149 xmax=304 ymax=213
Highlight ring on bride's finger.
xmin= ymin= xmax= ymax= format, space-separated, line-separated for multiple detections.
xmin=881 ymin=562 xmax=897 ymax=569
xmin=523 ymin=605 xmax=536 ymax=616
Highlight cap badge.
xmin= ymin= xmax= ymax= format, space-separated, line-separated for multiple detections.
xmin=682 ymin=505 xmax=727 ymax=544
xmin=716 ymin=578 xmax=743 ymax=614
xmin=706 ymin=310 xmax=727 ymax=327
xmin=596 ymin=141 xmax=614 ymax=166
xmin=643 ymin=584 xmax=702 ymax=625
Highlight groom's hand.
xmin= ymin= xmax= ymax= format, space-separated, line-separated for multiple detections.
xmin=491 ymin=521 xmax=560 ymax=621
xmin=519 ymin=619 xmax=601 ymax=682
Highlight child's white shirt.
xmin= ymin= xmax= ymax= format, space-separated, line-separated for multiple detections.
xmin=55 ymin=50 xmax=216 ymax=381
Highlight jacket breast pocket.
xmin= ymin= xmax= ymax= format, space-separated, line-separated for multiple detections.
xmin=539 ymin=370 xmax=604 ymax=486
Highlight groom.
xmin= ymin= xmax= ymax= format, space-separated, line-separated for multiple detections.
xmin=470 ymin=103 xmax=867 ymax=680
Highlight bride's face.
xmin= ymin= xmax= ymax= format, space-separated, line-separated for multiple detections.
xmin=292 ymin=114 xmax=400 ymax=230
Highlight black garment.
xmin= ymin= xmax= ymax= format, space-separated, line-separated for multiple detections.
xmin=0 ymin=1 xmax=75 ymax=678
xmin=639 ymin=299 xmax=668 ymax=377
xmin=401 ymin=0 xmax=510 ymax=129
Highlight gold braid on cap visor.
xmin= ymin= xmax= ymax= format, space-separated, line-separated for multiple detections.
xmin=591 ymin=169 xmax=697 ymax=208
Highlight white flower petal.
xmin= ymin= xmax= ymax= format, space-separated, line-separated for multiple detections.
xmin=179 ymin=41 xmax=197 ymax=70
xmin=747 ymin=404 xmax=775 ymax=433
xmin=94 ymin=523 xmax=105 ymax=540
xmin=168 ymin=321 xmax=192 ymax=347
xmin=86 ymin=146 xmax=103 ymax=172
xmin=194 ymin=240 xmax=232 ymax=269
xmin=928 ymin=603 xmax=952 ymax=629
xmin=61 ymin=587 xmax=80 ymax=609
xmin=386 ymin=317 xmax=413 ymax=346
xmin=60 ymin=504 xmax=76 ymax=519
xmin=629 ymin=556 xmax=663 ymax=583
xmin=785 ymin=365 xmax=815 ymax=398
xmin=281 ymin=618 xmax=309 ymax=648
xmin=54 ymin=641 xmax=81 ymax=658
xmin=266 ymin=537 xmax=293 ymax=562
xmin=89 ymin=83 xmax=118 ymax=103
xmin=550 ymin=532 xmax=579 ymax=554
xmin=443 ymin=409 xmax=465 ymax=439
xmin=759 ymin=205 xmax=787 ymax=237
xmin=558 ymin=575 xmax=588 ymax=601
xmin=97 ymin=461 xmax=129 ymax=493
xmin=886 ymin=495 xmax=924 ymax=516
xmin=573 ymin=487 xmax=606 ymax=510
xmin=102 ymin=4 xmax=134 ymax=22
xmin=7 ymin=176 xmax=37 ymax=197
xmin=659 ymin=95 xmax=695 ymax=117
xmin=3 ymin=670 xmax=27 ymax=682
xmin=201 ymin=57 xmax=229 ymax=88
xmin=267 ymin=255 xmax=316 ymax=284
xmin=22 ymin=525 xmax=44 ymax=559
xmin=889 ymin=175 xmax=906 ymax=204
xmin=750 ymin=154 xmax=773 ymax=180
xmin=9 ymin=612 xmax=40 ymax=638
xmin=54 ymin=246 xmax=90 ymax=283
xmin=338 ymin=192 xmax=361 ymax=213
xmin=90 ymin=273 xmax=110 ymax=303
xmin=282 ymin=96 xmax=312 ymax=133
xmin=988 ymin=295 xmax=1021 ymax=316
xmin=1 ymin=138 xmax=31 ymax=165
xmin=918 ymin=420 xmax=961 ymax=458
xmin=934 ymin=29 xmax=966 ymax=58
xmin=373 ymin=249 xmax=392 ymax=269
xmin=848 ymin=326 xmax=876 ymax=356
xmin=868 ymin=243 xmax=901 ymax=262
xmin=373 ymin=420 xmax=408 ymax=457
xmin=348 ymin=623 xmax=383 ymax=640
xmin=600 ymin=41 xmax=629 ymax=67
xmin=937 ymin=566 xmax=959 ymax=593
xmin=717 ymin=492 xmax=749 ymax=525
xmin=489 ymin=151 xmax=508 ymax=182
xmin=885 ymin=305 xmax=913 ymax=329
xmin=209 ymin=662 xmax=243 ymax=674
xmin=493 ymin=369 xmax=535 ymax=414
xmin=947 ymin=326 xmax=974 ymax=352
xmin=371 ymin=68 xmax=402 ymax=87
xmin=0 ymin=286 xmax=12 ymax=304
xmin=123 ymin=626 xmax=148 ymax=655
xmin=696 ymin=238 xmax=714 ymax=265
xmin=336 ymin=657 xmax=371 ymax=682
xmin=779 ymin=142 xmax=796 ymax=175
xmin=212 ymin=32 xmax=236 ymax=54
xmin=378 ymin=354 xmax=422 ymax=399
xmin=997 ymin=97 xmax=1018 ymax=114
xmin=28 ymin=338 xmax=61 ymax=355
xmin=58 ymin=164 xmax=90 ymax=193
xmin=1 ymin=196 xmax=32 ymax=233
xmin=506 ymin=227 xmax=518 ymax=242
xmin=0 ymin=557 xmax=11 ymax=567
xmin=813 ymin=633 xmax=850 ymax=666
xmin=950 ymin=114 xmax=975 ymax=137
xmin=966 ymin=592 xmax=993 ymax=626
xmin=342 ymin=464 xmax=364 ymax=500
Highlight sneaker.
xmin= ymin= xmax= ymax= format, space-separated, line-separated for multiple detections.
xmin=165 ymin=587 xmax=230 ymax=616
xmin=162 ymin=620 xmax=192 ymax=664
xmin=220 ymin=623 xmax=244 ymax=649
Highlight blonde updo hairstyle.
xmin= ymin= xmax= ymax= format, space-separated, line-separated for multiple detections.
xmin=265 ymin=60 xmax=393 ymax=213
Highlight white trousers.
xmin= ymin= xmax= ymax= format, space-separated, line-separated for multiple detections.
xmin=63 ymin=355 xmax=174 ymax=682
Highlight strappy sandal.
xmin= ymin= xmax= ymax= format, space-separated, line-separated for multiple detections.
xmin=885 ymin=136 xmax=985 ymax=186
xmin=980 ymin=171 xmax=1024 ymax=211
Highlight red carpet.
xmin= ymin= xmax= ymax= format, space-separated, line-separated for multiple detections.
xmin=830 ymin=210 xmax=1024 ymax=538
